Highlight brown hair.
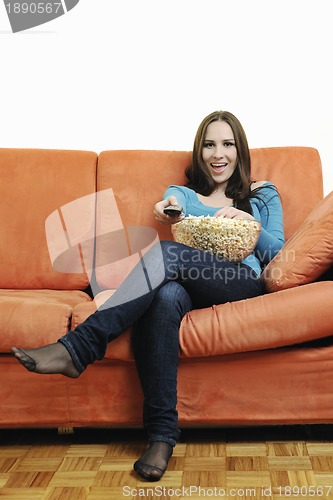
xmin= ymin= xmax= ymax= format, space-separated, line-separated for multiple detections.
xmin=185 ymin=110 xmax=255 ymax=214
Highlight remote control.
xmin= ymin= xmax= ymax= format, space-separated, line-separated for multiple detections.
xmin=163 ymin=205 xmax=183 ymax=216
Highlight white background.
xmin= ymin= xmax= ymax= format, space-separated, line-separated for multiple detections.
xmin=0 ymin=0 xmax=332 ymax=193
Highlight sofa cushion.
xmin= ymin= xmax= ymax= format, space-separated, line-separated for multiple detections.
xmin=71 ymin=283 xmax=333 ymax=362
xmin=261 ymin=190 xmax=333 ymax=292
xmin=0 ymin=149 xmax=97 ymax=290
xmin=0 ymin=289 xmax=91 ymax=352
xmin=179 ymin=282 xmax=333 ymax=358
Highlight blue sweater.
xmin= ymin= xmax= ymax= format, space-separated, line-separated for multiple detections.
xmin=163 ymin=182 xmax=285 ymax=276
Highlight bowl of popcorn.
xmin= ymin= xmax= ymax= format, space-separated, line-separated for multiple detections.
xmin=172 ymin=216 xmax=261 ymax=262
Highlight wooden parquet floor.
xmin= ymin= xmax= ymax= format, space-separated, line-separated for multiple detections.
xmin=0 ymin=426 xmax=333 ymax=499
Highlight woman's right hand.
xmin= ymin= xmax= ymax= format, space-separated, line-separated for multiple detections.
xmin=153 ymin=196 xmax=184 ymax=224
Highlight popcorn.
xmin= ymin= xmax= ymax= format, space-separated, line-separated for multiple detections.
xmin=172 ymin=215 xmax=261 ymax=262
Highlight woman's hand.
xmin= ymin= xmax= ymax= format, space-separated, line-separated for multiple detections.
xmin=153 ymin=196 xmax=185 ymax=224
xmin=214 ymin=206 xmax=255 ymax=220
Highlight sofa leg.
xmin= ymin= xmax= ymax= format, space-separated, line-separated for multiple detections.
xmin=58 ymin=427 xmax=74 ymax=435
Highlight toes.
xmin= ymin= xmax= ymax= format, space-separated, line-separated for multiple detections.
xmin=11 ymin=348 xmax=37 ymax=371
xmin=133 ymin=461 xmax=165 ymax=481
xmin=11 ymin=347 xmax=21 ymax=358
xmin=11 ymin=344 xmax=80 ymax=378
xmin=133 ymin=442 xmax=173 ymax=481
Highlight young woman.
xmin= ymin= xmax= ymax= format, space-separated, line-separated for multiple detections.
xmin=12 ymin=110 xmax=285 ymax=481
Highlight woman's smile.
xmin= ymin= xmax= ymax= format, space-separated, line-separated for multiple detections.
xmin=210 ymin=162 xmax=228 ymax=174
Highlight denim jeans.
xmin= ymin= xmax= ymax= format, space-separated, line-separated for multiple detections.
xmin=60 ymin=240 xmax=264 ymax=446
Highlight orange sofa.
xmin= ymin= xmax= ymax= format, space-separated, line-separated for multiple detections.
xmin=1 ymin=146 xmax=333 ymax=430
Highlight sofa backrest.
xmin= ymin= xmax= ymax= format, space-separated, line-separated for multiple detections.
xmin=0 ymin=149 xmax=97 ymax=290
xmin=0 ymin=147 xmax=323 ymax=292
xmin=95 ymin=147 xmax=323 ymax=289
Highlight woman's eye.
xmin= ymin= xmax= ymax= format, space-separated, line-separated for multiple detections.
xmin=224 ymin=142 xmax=234 ymax=147
xmin=204 ymin=143 xmax=214 ymax=148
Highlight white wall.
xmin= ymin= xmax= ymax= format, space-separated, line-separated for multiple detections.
xmin=1 ymin=0 xmax=332 ymax=193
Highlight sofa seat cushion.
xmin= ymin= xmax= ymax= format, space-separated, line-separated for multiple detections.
xmin=0 ymin=289 xmax=91 ymax=352
xmin=179 ymin=282 xmax=333 ymax=357
xmin=71 ymin=282 xmax=333 ymax=363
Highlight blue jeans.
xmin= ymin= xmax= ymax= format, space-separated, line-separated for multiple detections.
xmin=60 ymin=240 xmax=264 ymax=446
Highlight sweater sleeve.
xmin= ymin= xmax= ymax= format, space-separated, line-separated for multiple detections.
xmin=253 ymin=184 xmax=285 ymax=264
xmin=162 ymin=185 xmax=188 ymax=214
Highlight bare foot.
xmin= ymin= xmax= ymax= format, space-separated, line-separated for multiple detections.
xmin=11 ymin=343 xmax=80 ymax=378
xmin=133 ymin=441 xmax=173 ymax=481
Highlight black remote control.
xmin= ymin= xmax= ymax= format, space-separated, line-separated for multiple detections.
xmin=163 ymin=205 xmax=183 ymax=216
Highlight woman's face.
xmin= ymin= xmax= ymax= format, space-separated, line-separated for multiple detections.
xmin=201 ymin=120 xmax=237 ymax=188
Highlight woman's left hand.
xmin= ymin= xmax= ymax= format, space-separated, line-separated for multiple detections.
xmin=214 ymin=207 xmax=255 ymax=220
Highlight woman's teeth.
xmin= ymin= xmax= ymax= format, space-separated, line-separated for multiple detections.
xmin=211 ymin=163 xmax=227 ymax=173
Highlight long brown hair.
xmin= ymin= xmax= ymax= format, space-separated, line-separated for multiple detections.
xmin=186 ymin=110 xmax=255 ymax=214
